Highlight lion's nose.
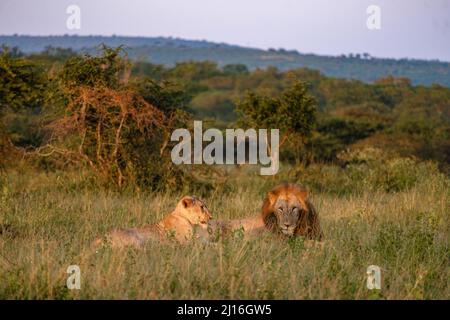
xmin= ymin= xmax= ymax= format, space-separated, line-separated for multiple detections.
xmin=283 ymin=223 xmax=290 ymax=229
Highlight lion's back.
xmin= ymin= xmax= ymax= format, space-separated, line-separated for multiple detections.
xmin=92 ymin=227 xmax=156 ymax=250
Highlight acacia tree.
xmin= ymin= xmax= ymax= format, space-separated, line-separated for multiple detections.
xmin=43 ymin=47 xmax=190 ymax=188
xmin=236 ymin=80 xmax=317 ymax=149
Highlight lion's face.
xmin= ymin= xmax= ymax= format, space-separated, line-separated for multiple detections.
xmin=177 ymin=196 xmax=212 ymax=225
xmin=262 ymin=184 xmax=309 ymax=237
xmin=271 ymin=195 xmax=305 ymax=236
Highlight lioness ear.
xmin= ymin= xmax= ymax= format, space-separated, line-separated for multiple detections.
xmin=181 ymin=196 xmax=194 ymax=208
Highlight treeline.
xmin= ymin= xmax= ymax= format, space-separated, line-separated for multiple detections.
xmin=130 ymin=53 xmax=450 ymax=168
xmin=0 ymin=46 xmax=449 ymax=191
xmin=2 ymin=35 xmax=450 ymax=86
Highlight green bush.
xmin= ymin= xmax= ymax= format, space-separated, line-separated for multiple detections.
xmin=293 ymin=148 xmax=447 ymax=194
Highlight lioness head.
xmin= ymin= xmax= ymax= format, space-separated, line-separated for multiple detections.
xmin=262 ymin=183 xmax=322 ymax=239
xmin=176 ymin=196 xmax=212 ymax=225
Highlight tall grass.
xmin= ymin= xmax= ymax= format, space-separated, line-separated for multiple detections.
xmin=0 ymin=163 xmax=448 ymax=299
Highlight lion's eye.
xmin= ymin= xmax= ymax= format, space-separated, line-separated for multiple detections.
xmin=292 ymin=207 xmax=299 ymax=213
xmin=277 ymin=207 xmax=283 ymax=213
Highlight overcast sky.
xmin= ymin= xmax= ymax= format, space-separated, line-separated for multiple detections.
xmin=0 ymin=0 xmax=449 ymax=61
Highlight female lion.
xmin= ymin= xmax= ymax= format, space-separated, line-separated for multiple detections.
xmin=92 ymin=196 xmax=212 ymax=249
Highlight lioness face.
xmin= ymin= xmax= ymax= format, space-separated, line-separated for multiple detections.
xmin=272 ymin=195 xmax=305 ymax=236
xmin=179 ymin=196 xmax=212 ymax=225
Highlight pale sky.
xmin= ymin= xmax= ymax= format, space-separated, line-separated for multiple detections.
xmin=0 ymin=0 xmax=449 ymax=61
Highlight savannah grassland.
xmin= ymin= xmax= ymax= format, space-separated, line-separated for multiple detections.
xmin=1 ymin=45 xmax=449 ymax=300
xmin=0 ymin=162 xmax=448 ymax=300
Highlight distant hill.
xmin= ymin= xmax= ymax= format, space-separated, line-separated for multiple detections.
xmin=1 ymin=35 xmax=450 ymax=87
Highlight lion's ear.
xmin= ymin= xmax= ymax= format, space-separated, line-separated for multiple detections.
xmin=181 ymin=196 xmax=194 ymax=208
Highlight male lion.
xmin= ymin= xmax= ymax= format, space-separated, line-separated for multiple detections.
xmin=92 ymin=196 xmax=212 ymax=249
xmin=205 ymin=183 xmax=322 ymax=241
xmin=262 ymin=183 xmax=323 ymax=240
